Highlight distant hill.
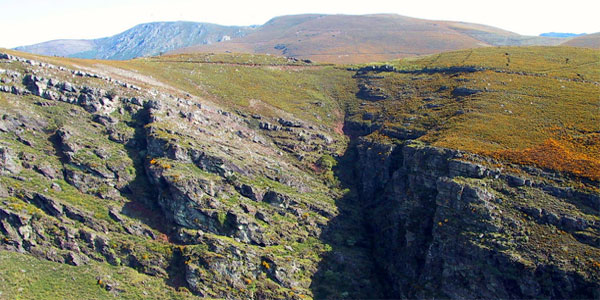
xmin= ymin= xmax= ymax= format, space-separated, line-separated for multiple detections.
xmin=540 ymin=32 xmax=586 ymax=38
xmin=449 ymin=24 xmax=567 ymax=47
xmin=15 ymin=21 xmax=253 ymax=60
xmin=13 ymin=39 xmax=96 ymax=57
xmin=173 ymin=14 xmax=569 ymax=63
xmin=562 ymin=32 xmax=600 ymax=49
xmin=16 ymin=14 xmax=576 ymax=63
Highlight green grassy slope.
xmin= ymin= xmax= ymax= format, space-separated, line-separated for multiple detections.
xmin=0 ymin=45 xmax=598 ymax=299
xmin=0 ymin=250 xmax=198 ymax=300
xmin=118 ymin=53 xmax=355 ymax=127
xmin=347 ymin=46 xmax=600 ymax=183
xmin=0 ymin=49 xmax=363 ymax=299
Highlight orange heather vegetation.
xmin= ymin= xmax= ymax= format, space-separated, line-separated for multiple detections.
xmin=348 ymin=47 xmax=599 ymax=183
xmin=491 ymin=138 xmax=600 ymax=181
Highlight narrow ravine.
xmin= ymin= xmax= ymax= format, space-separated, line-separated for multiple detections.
xmin=310 ymin=139 xmax=386 ymax=299
xmin=312 ymin=63 xmax=600 ymax=299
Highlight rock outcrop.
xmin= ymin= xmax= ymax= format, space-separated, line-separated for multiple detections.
xmin=351 ymin=139 xmax=599 ymax=299
xmin=0 ymin=49 xmax=598 ymax=300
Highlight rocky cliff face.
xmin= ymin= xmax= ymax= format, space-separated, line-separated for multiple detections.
xmin=350 ymin=138 xmax=599 ymax=299
xmin=15 ymin=22 xmax=253 ymax=60
xmin=0 ymin=50 xmax=598 ymax=299
xmin=342 ymin=60 xmax=600 ymax=299
xmin=0 ymin=52 xmax=344 ymax=299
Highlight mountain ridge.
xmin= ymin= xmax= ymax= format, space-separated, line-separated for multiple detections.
xmin=163 ymin=14 xmax=585 ymax=63
xmin=14 ymin=21 xmax=254 ymax=60
xmin=14 ymin=14 xmax=585 ymax=63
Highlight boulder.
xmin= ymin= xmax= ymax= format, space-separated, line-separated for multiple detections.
xmin=61 ymin=81 xmax=77 ymax=93
xmin=42 ymin=90 xmax=59 ymax=101
xmin=92 ymin=114 xmax=118 ymax=126
xmin=262 ymin=191 xmax=289 ymax=208
xmin=560 ymin=215 xmax=588 ymax=231
xmin=31 ymin=193 xmax=64 ymax=217
xmin=0 ymin=183 xmax=8 ymax=197
xmin=10 ymin=86 xmax=25 ymax=95
xmin=277 ymin=118 xmax=302 ymax=128
xmin=355 ymin=64 xmax=397 ymax=75
xmin=452 ymin=87 xmax=482 ymax=97
xmin=356 ymin=84 xmax=388 ymax=101
xmin=0 ymin=146 xmax=22 ymax=175
xmin=507 ymin=174 xmax=526 ymax=187
xmin=22 ymin=74 xmax=47 ymax=96
xmin=255 ymin=211 xmax=271 ymax=224
xmin=65 ymin=251 xmax=89 ymax=266
xmin=259 ymin=122 xmax=279 ymax=131
xmin=108 ymin=207 xmax=124 ymax=223
xmin=448 ymin=160 xmax=486 ymax=178
xmin=239 ymin=184 xmax=261 ymax=201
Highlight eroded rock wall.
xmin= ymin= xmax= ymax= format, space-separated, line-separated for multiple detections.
xmin=353 ymin=139 xmax=599 ymax=299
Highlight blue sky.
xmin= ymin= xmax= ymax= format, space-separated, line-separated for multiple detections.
xmin=0 ymin=0 xmax=598 ymax=48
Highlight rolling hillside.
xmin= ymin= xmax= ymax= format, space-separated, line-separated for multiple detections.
xmin=173 ymin=14 xmax=569 ymax=63
xmin=562 ymin=32 xmax=600 ymax=49
xmin=15 ymin=14 xmax=577 ymax=64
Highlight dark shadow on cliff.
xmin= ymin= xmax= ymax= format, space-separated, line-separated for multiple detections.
xmin=309 ymin=138 xmax=387 ymax=299
xmin=118 ymin=107 xmax=187 ymax=289
xmin=119 ymin=107 xmax=170 ymax=234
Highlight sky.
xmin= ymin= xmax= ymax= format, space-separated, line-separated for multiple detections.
xmin=1 ymin=0 xmax=599 ymax=48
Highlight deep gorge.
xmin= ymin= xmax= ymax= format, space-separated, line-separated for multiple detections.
xmin=0 ymin=49 xmax=598 ymax=299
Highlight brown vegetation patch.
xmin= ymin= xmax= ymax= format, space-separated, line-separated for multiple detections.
xmin=490 ymin=138 xmax=600 ymax=181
